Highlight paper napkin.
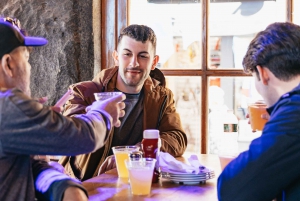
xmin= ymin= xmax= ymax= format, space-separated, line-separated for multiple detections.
xmin=157 ymin=152 xmax=208 ymax=174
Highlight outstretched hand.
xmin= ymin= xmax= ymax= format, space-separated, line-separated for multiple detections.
xmin=87 ymin=93 xmax=126 ymax=127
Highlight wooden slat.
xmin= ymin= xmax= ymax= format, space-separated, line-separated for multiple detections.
xmin=287 ymin=0 xmax=293 ymax=22
xmin=161 ymin=69 xmax=251 ymax=77
xmin=201 ymin=0 xmax=209 ymax=154
xmin=101 ymin=0 xmax=117 ymax=70
xmin=117 ymin=0 xmax=128 ymax=42
xmin=92 ymin=0 xmax=102 ymax=74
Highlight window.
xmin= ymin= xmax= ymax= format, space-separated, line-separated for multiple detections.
xmin=101 ymin=0 xmax=294 ymax=154
xmin=166 ymin=76 xmax=201 ymax=153
xmin=130 ymin=1 xmax=202 ymax=69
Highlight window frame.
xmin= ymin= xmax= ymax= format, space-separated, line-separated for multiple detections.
xmin=100 ymin=0 xmax=294 ymax=154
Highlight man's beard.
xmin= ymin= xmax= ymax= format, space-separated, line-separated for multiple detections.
xmin=122 ymin=68 xmax=147 ymax=86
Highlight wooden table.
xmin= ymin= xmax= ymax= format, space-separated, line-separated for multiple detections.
xmin=83 ymin=154 xmax=221 ymax=201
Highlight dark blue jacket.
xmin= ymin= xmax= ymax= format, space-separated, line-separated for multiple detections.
xmin=218 ymin=84 xmax=300 ymax=201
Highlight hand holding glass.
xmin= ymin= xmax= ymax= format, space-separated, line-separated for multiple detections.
xmin=248 ymin=103 xmax=268 ymax=131
xmin=91 ymin=92 xmax=125 ymax=128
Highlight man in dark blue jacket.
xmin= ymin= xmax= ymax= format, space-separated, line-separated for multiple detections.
xmin=218 ymin=22 xmax=300 ymax=201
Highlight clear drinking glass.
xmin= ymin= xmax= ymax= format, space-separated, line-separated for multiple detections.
xmin=112 ymin=146 xmax=139 ymax=178
xmin=94 ymin=92 xmax=123 ymax=101
xmin=125 ymin=158 xmax=156 ymax=195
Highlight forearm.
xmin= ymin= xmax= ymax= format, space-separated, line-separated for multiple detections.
xmin=36 ymin=179 xmax=88 ymax=201
xmin=160 ymin=130 xmax=187 ymax=157
xmin=1 ymin=104 xmax=112 ymax=156
xmin=158 ymin=93 xmax=187 ymax=157
xmin=218 ymin=132 xmax=300 ymax=201
xmin=33 ymin=159 xmax=87 ymax=201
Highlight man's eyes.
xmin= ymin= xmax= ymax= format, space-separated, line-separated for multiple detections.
xmin=122 ymin=53 xmax=149 ymax=58
xmin=139 ymin=54 xmax=149 ymax=58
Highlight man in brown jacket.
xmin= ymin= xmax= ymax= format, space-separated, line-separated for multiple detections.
xmin=59 ymin=24 xmax=187 ymax=181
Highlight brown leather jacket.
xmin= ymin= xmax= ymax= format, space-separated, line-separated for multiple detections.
xmin=59 ymin=66 xmax=187 ymax=180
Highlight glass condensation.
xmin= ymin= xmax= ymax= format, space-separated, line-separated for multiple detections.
xmin=129 ymin=0 xmax=202 ymax=69
xmin=209 ymin=0 xmax=286 ymax=69
xmin=208 ymin=77 xmax=262 ymax=155
xmin=165 ymin=76 xmax=201 ymax=154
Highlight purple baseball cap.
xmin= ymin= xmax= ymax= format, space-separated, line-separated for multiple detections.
xmin=0 ymin=17 xmax=48 ymax=59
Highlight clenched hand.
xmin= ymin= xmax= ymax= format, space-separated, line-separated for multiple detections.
xmin=98 ymin=155 xmax=116 ymax=175
xmin=87 ymin=93 xmax=126 ymax=127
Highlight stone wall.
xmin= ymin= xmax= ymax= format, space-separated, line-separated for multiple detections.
xmin=0 ymin=0 xmax=95 ymax=105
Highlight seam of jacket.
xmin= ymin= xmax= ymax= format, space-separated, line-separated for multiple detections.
xmin=156 ymin=95 xmax=168 ymax=129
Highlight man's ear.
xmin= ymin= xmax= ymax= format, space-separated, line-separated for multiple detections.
xmin=112 ymin=50 xmax=119 ymax=66
xmin=151 ymin=55 xmax=159 ymax=70
xmin=1 ymin=54 xmax=13 ymax=78
xmin=256 ymin=65 xmax=269 ymax=85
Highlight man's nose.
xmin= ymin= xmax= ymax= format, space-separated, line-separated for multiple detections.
xmin=130 ymin=56 xmax=139 ymax=67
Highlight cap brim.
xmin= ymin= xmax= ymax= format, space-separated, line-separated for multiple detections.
xmin=24 ymin=36 xmax=48 ymax=46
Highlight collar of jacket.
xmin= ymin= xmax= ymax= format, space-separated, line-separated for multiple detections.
xmin=267 ymin=83 xmax=300 ymax=115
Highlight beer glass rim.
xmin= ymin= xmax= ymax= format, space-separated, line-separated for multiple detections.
xmin=112 ymin=145 xmax=139 ymax=149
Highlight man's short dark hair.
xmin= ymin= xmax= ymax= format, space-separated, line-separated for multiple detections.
xmin=242 ymin=22 xmax=300 ymax=81
xmin=117 ymin=24 xmax=157 ymax=54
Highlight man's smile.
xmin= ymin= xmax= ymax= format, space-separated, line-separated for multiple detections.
xmin=126 ymin=69 xmax=142 ymax=75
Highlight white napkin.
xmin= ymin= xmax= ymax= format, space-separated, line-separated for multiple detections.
xmin=157 ymin=152 xmax=208 ymax=174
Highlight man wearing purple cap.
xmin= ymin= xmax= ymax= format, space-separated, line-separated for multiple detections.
xmin=0 ymin=17 xmax=126 ymax=201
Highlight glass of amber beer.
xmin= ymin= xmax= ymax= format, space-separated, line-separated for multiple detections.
xmin=248 ymin=103 xmax=268 ymax=131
